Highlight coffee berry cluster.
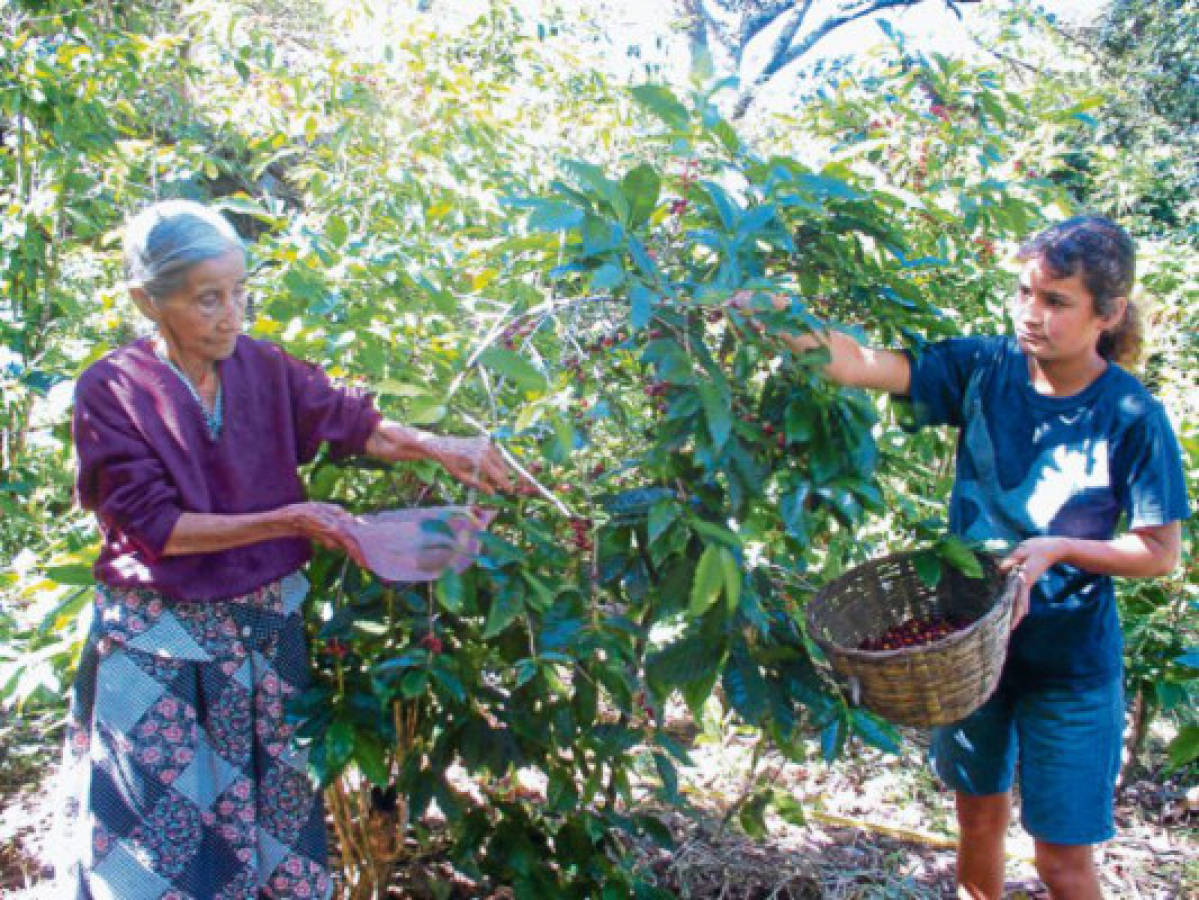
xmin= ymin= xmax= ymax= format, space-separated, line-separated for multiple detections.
xmin=567 ymin=516 xmax=593 ymax=552
xmin=857 ymin=614 xmax=971 ymax=652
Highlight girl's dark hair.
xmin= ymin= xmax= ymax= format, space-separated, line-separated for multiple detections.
xmin=1016 ymin=215 xmax=1141 ymax=366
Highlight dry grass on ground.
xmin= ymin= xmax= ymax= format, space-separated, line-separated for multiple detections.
xmin=2 ymin=714 xmax=1195 ymax=898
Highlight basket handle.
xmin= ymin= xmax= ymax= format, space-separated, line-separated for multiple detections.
xmin=996 ymin=568 xmax=1023 ymax=627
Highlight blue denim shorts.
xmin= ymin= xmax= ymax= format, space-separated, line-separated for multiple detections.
xmin=929 ymin=676 xmax=1123 ymax=845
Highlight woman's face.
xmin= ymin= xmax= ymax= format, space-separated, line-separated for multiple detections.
xmin=150 ymin=250 xmax=248 ymax=365
xmin=1011 ymin=256 xmax=1123 ymax=366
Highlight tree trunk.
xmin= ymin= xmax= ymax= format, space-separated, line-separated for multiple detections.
xmin=1118 ymin=680 xmax=1156 ymax=793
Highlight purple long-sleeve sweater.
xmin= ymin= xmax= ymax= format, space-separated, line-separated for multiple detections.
xmin=73 ymin=335 xmax=382 ymax=601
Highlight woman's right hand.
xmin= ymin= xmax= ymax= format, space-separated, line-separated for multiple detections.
xmin=279 ymin=502 xmax=365 ymax=566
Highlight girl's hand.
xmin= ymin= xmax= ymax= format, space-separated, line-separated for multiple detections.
xmin=727 ymin=289 xmax=788 ymax=313
xmin=728 ymin=290 xmax=826 ymax=353
xmin=999 ymin=537 xmax=1068 ymax=630
xmin=281 ymin=501 xmax=365 ymax=566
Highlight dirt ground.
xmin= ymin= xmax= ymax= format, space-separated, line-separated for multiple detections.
xmin=630 ymin=726 xmax=1196 ymax=899
xmin=2 ymin=717 xmax=1195 ymax=898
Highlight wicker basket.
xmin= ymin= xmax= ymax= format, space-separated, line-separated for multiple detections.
xmin=804 ymin=551 xmax=1020 ymax=727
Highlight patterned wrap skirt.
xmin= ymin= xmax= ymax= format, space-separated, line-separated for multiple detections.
xmin=60 ymin=571 xmax=333 ymax=899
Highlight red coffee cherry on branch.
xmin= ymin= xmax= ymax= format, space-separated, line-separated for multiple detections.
xmin=420 ymin=634 xmax=443 ymax=655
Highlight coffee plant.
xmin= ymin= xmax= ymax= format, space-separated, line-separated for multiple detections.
xmin=1 ymin=2 xmax=1194 ymax=896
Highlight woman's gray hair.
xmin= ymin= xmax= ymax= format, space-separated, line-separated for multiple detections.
xmin=124 ymin=200 xmax=244 ymax=304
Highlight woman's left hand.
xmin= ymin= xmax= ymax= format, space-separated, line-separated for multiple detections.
xmin=432 ymin=435 xmax=521 ymax=495
xmin=999 ymin=537 xmax=1068 ymax=630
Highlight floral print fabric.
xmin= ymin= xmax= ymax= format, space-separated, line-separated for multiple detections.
xmin=60 ymin=572 xmax=331 ymax=899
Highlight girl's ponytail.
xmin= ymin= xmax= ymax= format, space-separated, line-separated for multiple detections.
xmin=1098 ymin=297 xmax=1142 ymax=368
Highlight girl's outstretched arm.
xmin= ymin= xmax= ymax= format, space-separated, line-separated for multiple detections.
xmin=732 ymin=293 xmax=911 ymax=393
xmin=778 ymin=328 xmax=912 ymax=394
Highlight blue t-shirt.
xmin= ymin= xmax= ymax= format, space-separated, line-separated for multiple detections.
xmin=906 ymin=336 xmax=1190 ymax=688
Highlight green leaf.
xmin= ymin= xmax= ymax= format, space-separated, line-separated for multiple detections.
xmin=522 ymin=571 xmax=557 ymax=612
xmin=325 ymin=720 xmax=355 ymax=774
xmin=628 ymin=236 xmax=659 ymax=281
xmin=738 ymin=791 xmax=770 ymax=839
xmin=689 ymin=544 xmax=724 ymax=616
xmin=820 ymin=716 xmax=848 ymax=761
xmin=325 ymin=214 xmax=348 ymax=246
xmin=719 ymin=547 xmax=741 ymax=613
xmin=354 ymin=731 xmax=390 ymax=786
xmin=563 ymin=160 xmax=630 ymax=223
xmin=735 ymin=204 xmax=777 ymax=241
xmin=400 ymin=669 xmax=429 ymax=699
xmin=646 ymin=632 xmax=723 ymax=698
xmin=216 ymin=194 xmax=278 ymax=223
xmin=407 ymin=395 xmax=447 ymax=425
xmin=796 ymin=172 xmax=862 ymax=202
xmin=514 ymin=658 xmax=539 ymax=687
xmin=913 ymin=550 xmax=942 ymax=588
xmin=1173 ymin=649 xmax=1199 ymax=669
xmin=1155 ymin=681 xmax=1186 ymax=711
xmin=698 ymin=180 xmax=739 ymax=231
xmin=630 ymin=283 xmax=655 ymax=331
xmin=527 ymin=199 xmax=585 ymax=232
xmin=849 ymin=709 xmax=902 ymax=754
xmin=712 ymin=119 xmax=740 ymax=155
xmin=436 ymin=568 xmax=464 ymax=613
xmin=936 ymin=536 xmax=983 ymax=578
xmin=1166 ymin=724 xmax=1199 ymax=769
xmin=477 ymin=346 xmax=549 ymax=392
xmin=484 ymin=587 xmax=524 ymax=638
xmin=689 ymin=519 xmax=741 ymax=549
xmin=431 ymin=663 xmax=467 ymax=705
xmin=681 ymin=664 xmax=722 ymax=718
xmin=44 ymin=587 xmax=92 ymax=633
xmin=785 ymin=401 xmax=817 ymax=443
xmin=621 ymin=163 xmax=661 ymax=228
xmin=43 ymin=564 xmax=94 ymax=586
xmin=643 ymin=339 xmax=696 ymax=385
xmin=653 ymin=752 xmax=679 ymax=801
xmin=647 ymin=499 xmax=679 ymax=545
xmin=375 ymin=380 xmax=434 ymax=398
xmin=773 ymin=792 xmax=806 ymax=827
xmin=630 ymin=84 xmax=689 ymax=129
xmin=723 ymin=645 xmax=768 ymax=724
xmin=601 ymin=486 xmax=676 ymax=519
xmin=591 ymin=262 xmax=625 ymax=291
xmin=698 ymin=381 xmax=732 ymax=451
xmin=779 ymin=485 xmax=810 ymax=545
xmin=370 ymin=651 xmax=426 ymax=680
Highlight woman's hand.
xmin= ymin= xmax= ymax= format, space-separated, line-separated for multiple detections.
xmin=365 ymin=422 xmax=530 ymax=495
xmin=429 ymin=435 xmax=520 ymax=495
xmin=999 ymin=536 xmax=1067 ymax=631
xmin=280 ymin=501 xmax=365 ymax=566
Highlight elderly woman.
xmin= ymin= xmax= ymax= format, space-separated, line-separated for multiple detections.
xmin=63 ymin=199 xmax=515 ymax=898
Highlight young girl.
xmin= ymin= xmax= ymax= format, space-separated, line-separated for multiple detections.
xmin=769 ymin=215 xmax=1188 ymax=898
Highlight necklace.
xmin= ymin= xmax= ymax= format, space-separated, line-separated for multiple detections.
xmin=155 ymin=344 xmax=224 ymax=439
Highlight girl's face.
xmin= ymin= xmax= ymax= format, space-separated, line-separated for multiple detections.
xmin=1011 ymin=256 xmax=1125 ymax=367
